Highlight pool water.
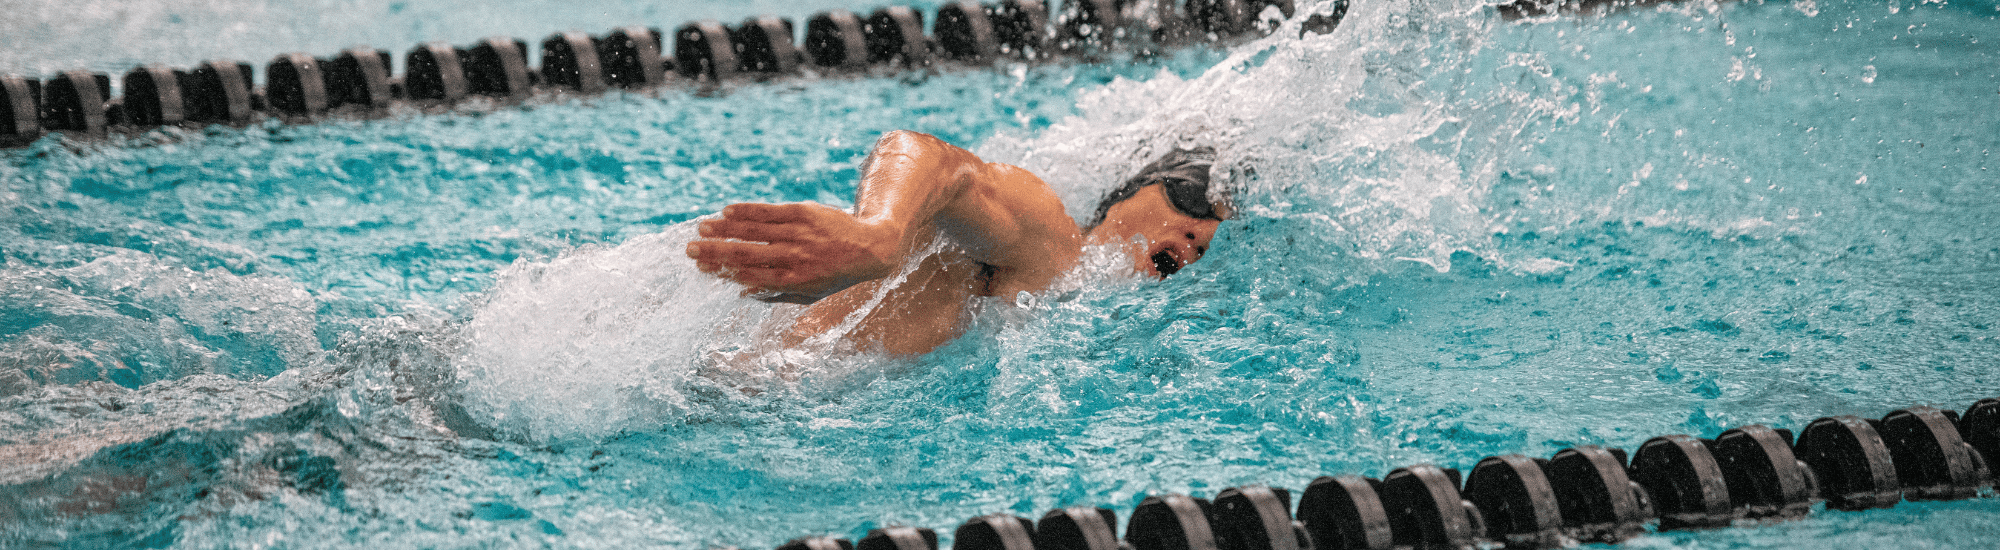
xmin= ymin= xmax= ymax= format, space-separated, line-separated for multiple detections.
xmin=3 ymin=0 xmax=1999 ymax=548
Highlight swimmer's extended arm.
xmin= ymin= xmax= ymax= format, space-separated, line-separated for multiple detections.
xmin=687 ymin=130 xmax=1082 ymax=303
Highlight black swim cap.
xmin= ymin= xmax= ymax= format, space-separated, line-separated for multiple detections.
xmin=1088 ymin=146 xmax=1227 ymax=228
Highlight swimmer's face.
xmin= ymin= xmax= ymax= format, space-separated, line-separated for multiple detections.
xmin=1085 ymin=184 xmax=1227 ymax=278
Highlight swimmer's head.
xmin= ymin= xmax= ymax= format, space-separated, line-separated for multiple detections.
xmin=1085 ymin=147 xmax=1233 ymax=278
xmin=1086 ymin=147 xmax=1231 ymax=227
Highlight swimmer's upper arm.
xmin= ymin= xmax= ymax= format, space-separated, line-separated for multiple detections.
xmin=940 ymin=162 xmax=1080 ymax=278
xmin=840 ymin=130 xmax=1080 ymax=292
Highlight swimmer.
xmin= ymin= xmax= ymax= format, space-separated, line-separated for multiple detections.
xmin=686 ymin=130 xmax=1229 ymax=355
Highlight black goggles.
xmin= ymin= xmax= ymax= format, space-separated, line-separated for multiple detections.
xmin=1157 ymin=176 xmax=1230 ymax=221
xmin=1092 ymin=146 xmax=1232 ymax=226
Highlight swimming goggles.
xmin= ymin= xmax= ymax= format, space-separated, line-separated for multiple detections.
xmin=1159 ymin=172 xmax=1229 ymax=221
xmin=1092 ymin=146 xmax=1232 ymax=225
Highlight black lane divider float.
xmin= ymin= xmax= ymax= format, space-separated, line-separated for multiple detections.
xmin=758 ymin=398 xmax=1997 ymax=550
xmin=0 ymin=0 xmax=1328 ymax=148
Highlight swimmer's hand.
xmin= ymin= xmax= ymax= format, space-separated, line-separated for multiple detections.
xmin=686 ymin=202 xmax=903 ymax=304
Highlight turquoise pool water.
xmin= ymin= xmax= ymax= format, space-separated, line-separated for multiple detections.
xmin=3 ymin=0 xmax=1998 ymax=547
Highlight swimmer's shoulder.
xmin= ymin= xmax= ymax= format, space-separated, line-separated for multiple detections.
xmin=982 ymin=162 xmax=1046 ymax=186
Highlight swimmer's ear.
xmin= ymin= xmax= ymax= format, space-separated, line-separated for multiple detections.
xmin=743 ymin=287 xmax=821 ymax=304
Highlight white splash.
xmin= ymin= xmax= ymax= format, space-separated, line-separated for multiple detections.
xmin=452 ymin=222 xmax=765 ymax=442
xmin=982 ymin=0 xmax=1521 ymax=276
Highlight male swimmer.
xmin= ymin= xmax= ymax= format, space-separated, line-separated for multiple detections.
xmin=686 ymin=131 xmax=1230 ymax=355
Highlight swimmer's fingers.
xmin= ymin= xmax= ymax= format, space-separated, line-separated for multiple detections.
xmin=698 ymin=217 xmax=811 ymax=243
xmin=687 ymin=243 xmax=843 ymax=297
xmin=722 ymin=202 xmax=833 ymax=224
xmin=685 ymin=240 xmax=813 ymax=270
xmin=690 ymin=201 xmax=895 ymax=300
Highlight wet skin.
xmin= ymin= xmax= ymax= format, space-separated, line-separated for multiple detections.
xmin=1084 ymin=183 xmax=1222 ymax=278
xmin=687 ymin=131 xmax=1220 ymax=355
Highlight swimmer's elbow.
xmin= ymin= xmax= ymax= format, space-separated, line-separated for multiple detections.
xmin=874 ymin=130 xmax=943 ymax=156
xmin=874 ymin=131 xmax=981 ymax=167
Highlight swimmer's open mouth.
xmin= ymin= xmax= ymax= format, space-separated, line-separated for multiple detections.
xmin=1151 ymin=250 xmax=1183 ymax=277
